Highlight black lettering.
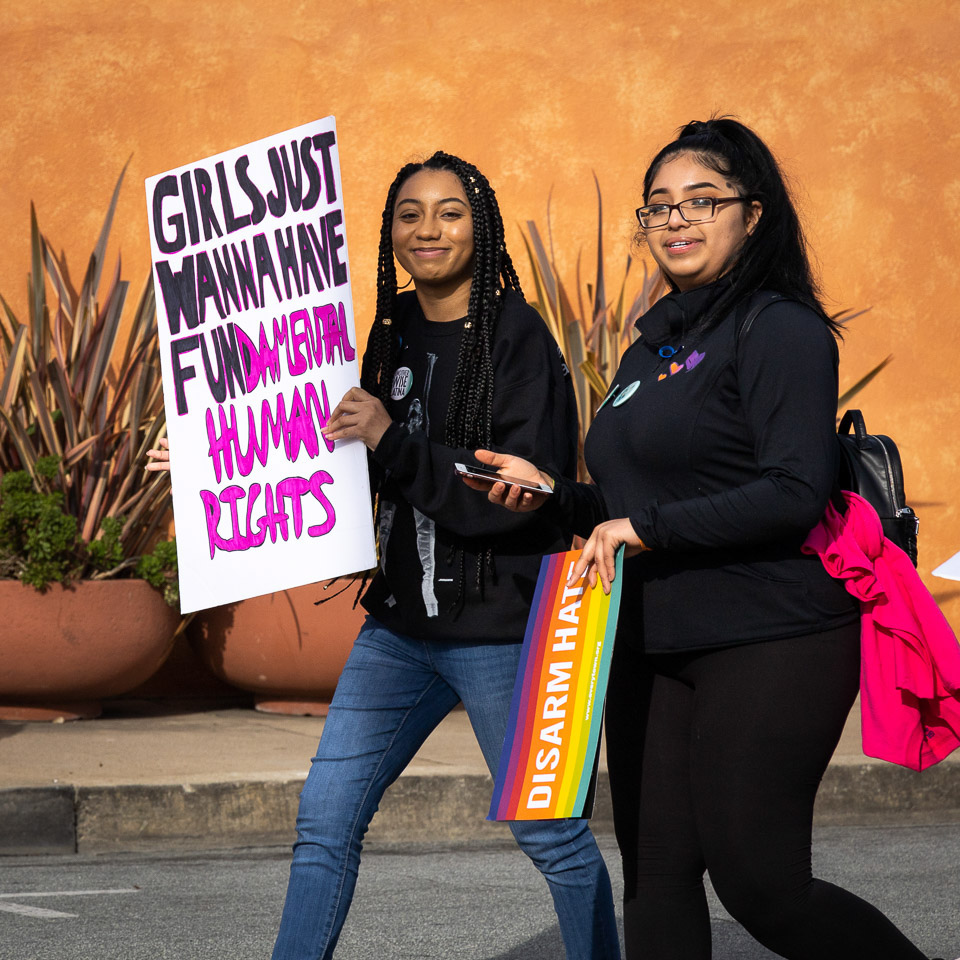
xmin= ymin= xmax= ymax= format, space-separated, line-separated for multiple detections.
xmin=253 ymin=233 xmax=282 ymax=305
xmin=219 ymin=324 xmax=247 ymax=400
xmin=297 ymin=223 xmax=323 ymax=294
xmin=152 ymin=176 xmax=185 ymax=254
xmin=212 ymin=244 xmax=241 ymax=314
xmin=200 ymin=328 xmax=227 ymax=404
xmin=180 ymin=171 xmax=200 ymax=245
xmin=307 ymin=221 xmax=332 ymax=288
xmin=235 ymin=155 xmax=267 ymax=225
xmin=155 ymin=256 xmax=199 ymax=335
xmin=300 ymin=137 xmax=322 ymax=211
xmin=194 ymin=167 xmax=223 ymax=242
xmin=274 ymin=226 xmax=303 ymax=300
xmin=266 ymin=148 xmax=287 ymax=218
xmin=325 ymin=210 xmax=348 ymax=286
xmin=196 ymin=250 xmax=225 ymax=324
xmin=280 ymin=143 xmax=303 ymax=212
xmin=312 ymin=131 xmax=338 ymax=204
xmin=216 ymin=161 xmax=251 ymax=233
xmin=171 ymin=335 xmax=200 ymax=414
xmin=232 ymin=241 xmax=260 ymax=311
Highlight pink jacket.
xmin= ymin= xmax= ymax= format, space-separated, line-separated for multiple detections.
xmin=802 ymin=491 xmax=960 ymax=770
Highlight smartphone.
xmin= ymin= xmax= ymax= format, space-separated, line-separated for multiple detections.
xmin=454 ymin=462 xmax=553 ymax=495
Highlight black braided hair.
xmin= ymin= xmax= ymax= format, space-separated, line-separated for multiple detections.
xmin=362 ymin=152 xmax=523 ymax=608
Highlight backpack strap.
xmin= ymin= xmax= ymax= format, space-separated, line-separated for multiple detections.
xmin=735 ymin=291 xmax=787 ymax=345
xmin=838 ymin=408 xmax=869 ymax=447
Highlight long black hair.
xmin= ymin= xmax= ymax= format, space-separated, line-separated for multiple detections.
xmin=361 ymin=151 xmax=523 ymax=604
xmin=638 ymin=117 xmax=841 ymax=336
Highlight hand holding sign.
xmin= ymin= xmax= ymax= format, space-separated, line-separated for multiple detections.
xmin=569 ymin=518 xmax=650 ymax=595
xmin=145 ymin=438 xmax=171 ymax=473
xmin=322 ymin=387 xmax=392 ymax=449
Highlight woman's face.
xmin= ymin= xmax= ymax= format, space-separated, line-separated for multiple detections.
xmin=642 ymin=152 xmax=762 ymax=292
xmin=391 ymin=169 xmax=475 ymax=291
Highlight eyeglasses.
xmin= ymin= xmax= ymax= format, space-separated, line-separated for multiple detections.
xmin=635 ymin=196 xmax=750 ymax=229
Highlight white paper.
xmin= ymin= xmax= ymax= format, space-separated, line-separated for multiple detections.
xmin=145 ymin=116 xmax=375 ymax=613
xmin=932 ymin=550 xmax=960 ymax=582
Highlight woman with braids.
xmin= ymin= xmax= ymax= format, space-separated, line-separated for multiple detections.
xmin=473 ymin=119 xmax=939 ymax=960
xmin=269 ymin=152 xmax=620 ymax=959
xmin=148 ymin=152 xmax=618 ymax=958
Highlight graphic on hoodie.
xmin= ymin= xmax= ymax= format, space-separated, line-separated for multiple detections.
xmin=378 ymin=352 xmax=441 ymax=618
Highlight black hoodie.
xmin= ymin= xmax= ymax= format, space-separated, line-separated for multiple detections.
xmin=361 ymin=290 xmax=578 ymax=642
xmin=548 ymin=281 xmax=859 ymax=652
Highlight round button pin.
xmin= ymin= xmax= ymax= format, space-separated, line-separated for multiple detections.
xmin=612 ymin=380 xmax=640 ymax=406
xmin=391 ymin=367 xmax=413 ymax=400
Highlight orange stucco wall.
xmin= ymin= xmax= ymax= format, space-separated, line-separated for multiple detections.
xmin=3 ymin=0 xmax=960 ymax=620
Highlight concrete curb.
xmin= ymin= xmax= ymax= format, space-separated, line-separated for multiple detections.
xmin=0 ymin=787 xmax=76 ymax=855
xmin=3 ymin=763 xmax=958 ymax=856
xmin=815 ymin=761 xmax=960 ymax=825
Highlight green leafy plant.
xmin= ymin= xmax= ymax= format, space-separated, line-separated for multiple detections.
xmin=0 ymin=457 xmax=177 ymax=602
xmin=135 ymin=538 xmax=179 ymax=607
xmin=0 ymin=456 xmax=78 ymax=588
xmin=0 ymin=166 xmax=176 ymax=603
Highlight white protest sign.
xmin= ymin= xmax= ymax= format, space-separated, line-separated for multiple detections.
xmin=932 ymin=550 xmax=960 ymax=582
xmin=145 ymin=116 xmax=375 ymax=614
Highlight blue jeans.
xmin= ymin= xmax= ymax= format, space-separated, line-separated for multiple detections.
xmin=272 ymin=617 xmax=620 ymax=960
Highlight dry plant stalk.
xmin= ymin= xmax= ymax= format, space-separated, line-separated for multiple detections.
xmin=522 ymin=177 xmax=666 ymax=476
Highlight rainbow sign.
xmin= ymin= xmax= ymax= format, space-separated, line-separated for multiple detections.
xmin=488 ymin=547 xmax=624 ymax=821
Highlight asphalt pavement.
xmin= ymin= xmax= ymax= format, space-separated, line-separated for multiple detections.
xmin=1 ymin=826 xmax=958 ymax=960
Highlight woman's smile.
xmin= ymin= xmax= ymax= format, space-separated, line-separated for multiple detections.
xmin=663 ymin=237 xmax=703 ymax=256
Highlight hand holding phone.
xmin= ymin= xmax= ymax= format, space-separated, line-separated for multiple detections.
xmin=454 ymin=462 xmax=553 ymax=496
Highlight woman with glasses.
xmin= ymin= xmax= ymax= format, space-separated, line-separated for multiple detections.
xmin=149 ymin=151 xmax=619 ymax=960
xmin=472 ymin=118 xmax=933 ymax=959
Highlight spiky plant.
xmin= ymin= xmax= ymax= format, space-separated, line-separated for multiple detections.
xmin=0 ymin=165 xmax=174 ymax=589
xmin=521 ymin=177 xmax=665 ymax=477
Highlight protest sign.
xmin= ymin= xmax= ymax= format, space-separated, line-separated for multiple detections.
xmin=488 ymin=548 xmax=624 ymax=821
xmin=145 ymin=116 xmax=375 ymax=614
xmin=933 ymin=550 xmax=960 ymax=581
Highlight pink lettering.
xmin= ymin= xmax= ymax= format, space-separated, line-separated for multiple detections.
xmin=199 ymin=470 xmax=337 ymax=557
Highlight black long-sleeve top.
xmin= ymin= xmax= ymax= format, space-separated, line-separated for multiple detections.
xmin=361 ymin=290 xmax=579 ymax=642
xmin=549 ymin=281 xmax=859 ymax=652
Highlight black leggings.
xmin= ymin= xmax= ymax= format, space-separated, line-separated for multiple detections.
xmin=605 ymin=624 xmax=927 ymax=960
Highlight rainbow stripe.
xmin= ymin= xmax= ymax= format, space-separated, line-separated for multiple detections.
xmin=488 ymin=547 xmax=624 ymax=820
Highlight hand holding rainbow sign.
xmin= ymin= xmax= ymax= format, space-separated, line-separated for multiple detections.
xmin=488 ymin=547 xmax=624 ymax=821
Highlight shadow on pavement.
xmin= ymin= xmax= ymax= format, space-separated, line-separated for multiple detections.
xmin=482 ymin=919 xmax=779 ymax=960
xmin=0 ymin=721 xmax=24 ymax=740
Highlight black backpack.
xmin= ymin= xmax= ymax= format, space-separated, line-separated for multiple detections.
xmin=836 ymin=409 xmax=918 ymax=566
xmin=738 ymin=294 xmax=919 ymax=566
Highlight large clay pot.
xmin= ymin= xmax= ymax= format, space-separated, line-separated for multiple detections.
xmin=0 ymin=580 xmax=180 ymax=721
xmin=189 ymin=581 xmax=365 ymax=715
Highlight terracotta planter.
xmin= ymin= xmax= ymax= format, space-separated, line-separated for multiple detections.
xmin=121 ymin=631 xmax=250 ymax=703
xmin=189 ymin=581 xmax=365 ymax=715
xmin=0 ymin=580 xmax=180 ymax=721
